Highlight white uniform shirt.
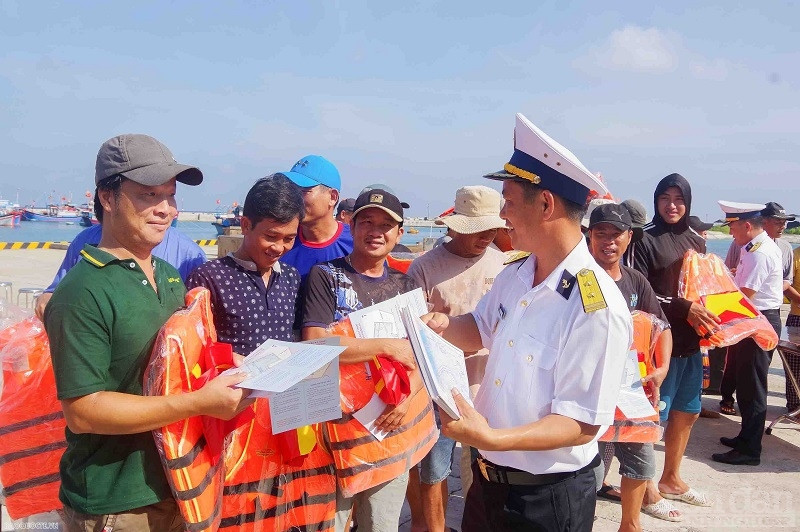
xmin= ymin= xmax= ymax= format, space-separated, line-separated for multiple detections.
xmin=735 ymin=230 xmax=783 ymax=311
xmin=471 ymin=239 xmax=632 ymax=475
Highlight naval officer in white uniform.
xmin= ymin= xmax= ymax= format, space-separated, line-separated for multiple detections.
xmin=713 ymin=201 xmax=783 ymax=466
xmin=422 ymin=114 xmax=632 ymax=531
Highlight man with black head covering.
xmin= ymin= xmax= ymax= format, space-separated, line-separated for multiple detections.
xmin=633 ymin=174 xmax=719 ymax=508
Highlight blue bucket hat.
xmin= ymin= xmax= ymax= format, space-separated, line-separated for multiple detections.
xmin=281 ymin=155 xmax=341 ymax=190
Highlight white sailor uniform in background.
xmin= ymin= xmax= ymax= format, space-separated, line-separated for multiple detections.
xmin=715 ymin=202 xmax=783 ymax=464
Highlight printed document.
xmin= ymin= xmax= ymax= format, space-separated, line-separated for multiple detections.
xmin=268 ymin=360 xmax=341 ymax=434
xmin=224 ymin=339 xmax=345 ymax=394
xmin=353 ymin=393 xmax=392 ymax=441
xmin=616 ymin=349 xmax=658 ymax=419
xmin=401 ymin=307 xmax=472 ymax=419
xmin=346 ymin=288 xmax=428 ymax=339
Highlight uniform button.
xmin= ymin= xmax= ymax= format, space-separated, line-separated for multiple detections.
xmin=508 ymin=340 xmax=514 ymax=347
xmin=129 ymin=262 xmax=136 ymax=268
xmin=142 ymin=280 xmax=148 ymax=285
xmin=526 ymin=355 xmax=533 ymax=362
xmin=494 ymin=379 xmax=501 ymax=387
xmin=520 ymin=300 xmax=528 ymax=307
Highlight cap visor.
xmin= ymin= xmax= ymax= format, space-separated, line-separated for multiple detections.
xmin=483 ymin=170 xmax=521 ymax=181
xmin=280 ymin=171 xmax=321 ymax=188
xmin=588 ymin=220 xmax=630 ymax=232
xmin=122 ymin=163 xmax=203 ymax=186
xmin=352 ymin=205 xmax=403 ymax=223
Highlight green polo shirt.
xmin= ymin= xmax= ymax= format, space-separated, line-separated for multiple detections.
xmin=44 ymin=245 xmax=186 ymax=515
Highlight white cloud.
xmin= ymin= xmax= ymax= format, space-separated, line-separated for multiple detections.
xmin=690 ymin=58 xmax=730 ymax=81
xmin=590 ymin=26 xmax=679 ymax=74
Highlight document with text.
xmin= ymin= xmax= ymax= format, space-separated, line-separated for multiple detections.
xmin=223 ymin=338 xmax=345 ymax=394
xmin=401 ymin=307 xmax=472 ymax=419
xmin=221 ymin=338 xmax=346 ymax=433
xmin=346 ymin=288 xmax=428 ymax=339
xmin=616 ymin=349 xmax=658 ymax=419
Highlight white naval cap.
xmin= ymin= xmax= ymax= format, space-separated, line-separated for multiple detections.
xmin=718 ymin=200 xmax=767 ymax=223
xmin=484 ymin=113 xmax=610 ymax=206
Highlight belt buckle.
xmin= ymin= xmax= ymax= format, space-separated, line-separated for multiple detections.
xmin=477 ymin=457 xmax=491 ymax=482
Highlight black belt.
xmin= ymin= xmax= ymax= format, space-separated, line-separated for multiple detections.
xmin=477 ymin=454 xmax=600 ymax=487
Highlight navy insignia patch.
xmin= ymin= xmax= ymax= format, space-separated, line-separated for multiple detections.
xmin=556 ymin=269 xmax=576 ymax=300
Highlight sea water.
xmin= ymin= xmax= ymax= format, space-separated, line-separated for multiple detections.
xmin=0 ymin=220 xmax=447 ymax=247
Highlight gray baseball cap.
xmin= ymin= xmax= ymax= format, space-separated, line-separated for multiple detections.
xmin=95 ymin=134 xmax=203 ymax=186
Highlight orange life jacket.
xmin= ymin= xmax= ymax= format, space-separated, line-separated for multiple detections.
xmin=599 ymin=311 xmax=664 ymax=443
xmin=386 ymin=252 xmax=421 ymax=274
xmin=679 ymin=249 xmax=779 ymax=351
xmin=0 ymin=315 xmax=66 ymax=519
xmin=147 ymin=287 xmax=336 ymax=531
xmin=327 ymin=316 xmax=438 ymax=498
xmin=144 ymin=287 xmax=229 ymax=532
xmin=220 ymin=401 xmax=336 ymax=531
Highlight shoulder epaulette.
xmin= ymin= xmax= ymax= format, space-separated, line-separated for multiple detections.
xmin=503 ymin=251 xmax=531 ymax=265
xmin=577 ymin=268 xmax=607 ymax=312
xmin=745 ymin=241 xmax=761 ymax=253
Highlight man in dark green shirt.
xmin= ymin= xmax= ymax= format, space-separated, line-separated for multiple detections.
xmin=45 ymin=134 xmax=253 ymax=531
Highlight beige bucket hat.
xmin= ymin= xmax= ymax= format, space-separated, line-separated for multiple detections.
xmin=435 ymin=186 xmax=506 ymax=234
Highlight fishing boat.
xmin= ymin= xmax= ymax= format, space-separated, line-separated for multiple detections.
xmin=0 ymin=213 xmax=21 ymax=227
xmin=79 ymin=212 xmax=99 ymax=227
xmin=21 ymin=205 xmax=81 ymax=222
xmin=211 ymin=217 xmax=240 ymax=236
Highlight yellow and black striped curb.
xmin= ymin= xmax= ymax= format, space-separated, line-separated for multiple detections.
xmin=0 ymin=239 xmax=218 ymax=250
xmin=0 ymin=241 xmax=70 ymax=250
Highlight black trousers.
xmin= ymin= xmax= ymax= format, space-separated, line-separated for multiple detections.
xmin=729 ymin=308 xmax=781 ymax=457
xmin=705 ymin=346 xmax=727 ymax=393
xmin=462 ymin=461 xmax=596 ymax=532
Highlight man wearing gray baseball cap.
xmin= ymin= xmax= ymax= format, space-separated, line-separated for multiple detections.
xmin=44 ymin=134 xmax=253 ymax=531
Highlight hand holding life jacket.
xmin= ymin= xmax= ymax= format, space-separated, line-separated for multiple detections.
xmin=326 ymin=314 xmax=438 ymax=497
xmin=678 ymin=249 xmax=779 ymax=350
xmin=145 ymin=288 xmax=336 ymax=532
xmin=599 ymin=311 xmax=667 ymax=443
xmin=0 ymin=308 xmax=65 ymax=520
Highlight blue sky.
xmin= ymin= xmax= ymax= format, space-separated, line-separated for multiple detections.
xmin=1 ymin=1 xmax=798 ymax=221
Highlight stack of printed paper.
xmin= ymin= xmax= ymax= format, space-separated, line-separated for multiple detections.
xmin=400 ymin=308 xmax=472 ymax=419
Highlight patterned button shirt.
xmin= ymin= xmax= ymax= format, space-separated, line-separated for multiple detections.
xmin=186 ymin=254 xmax=300 ymax=354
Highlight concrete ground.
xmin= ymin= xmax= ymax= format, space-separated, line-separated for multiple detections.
xmin=2 ymin=248 xmax=800 ymax=531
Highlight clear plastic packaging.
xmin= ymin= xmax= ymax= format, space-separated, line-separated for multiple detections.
xmin=599 ymin=310 xmax=668 ymax=443
xmin=325 ymin=315 xmax=438 ymax=498
xmin=0 ymin=302 xmax=66 ymax=520
xmin=678 ymin=249 xmax=779 ymax=351
xmin=144 ymin=288 xmax=336 ymax=531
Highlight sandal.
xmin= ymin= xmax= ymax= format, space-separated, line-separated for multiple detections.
xmin=660 ymin=487 xmax=712 ymax=507
xmin=719 ymin=400 xmax=736 ymax=416
xmin=597 ymin=483 xmax=622 ymax=502
xmin=641 ymin=498 xmax=684 ymax=522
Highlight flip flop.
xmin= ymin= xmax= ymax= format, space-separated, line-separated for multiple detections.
xmin=719 ymin=401 xmax=737 ymax=416
xmin=660 ymin=487 xmax=712 ymax=507
xmin=641 ymin=499 xmax=684 ymax=522
xmin=596 ymin=484 xmax=622 ymax=502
